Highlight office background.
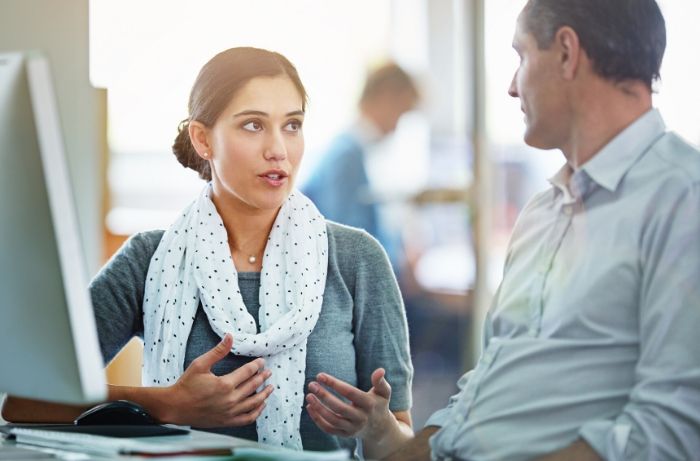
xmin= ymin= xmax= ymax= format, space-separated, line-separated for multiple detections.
xmin=1 ymin=0 xmax=698 ymax=428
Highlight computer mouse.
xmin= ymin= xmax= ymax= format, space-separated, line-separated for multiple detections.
xmin=74 ymin=400 xmax=157 ymax=426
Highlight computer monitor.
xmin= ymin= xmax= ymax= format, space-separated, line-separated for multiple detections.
xmin=0 ymin=52 xmax=107 ymax=404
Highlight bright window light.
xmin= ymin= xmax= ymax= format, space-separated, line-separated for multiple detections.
xmin=90 ymin=0 xmax=407 ymax=235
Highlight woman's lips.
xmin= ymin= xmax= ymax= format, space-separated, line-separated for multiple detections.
xmin=259 ymin=171 xmax=288 ymax=187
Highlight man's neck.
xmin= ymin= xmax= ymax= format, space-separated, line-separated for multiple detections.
xmin=562 ymin=80 xmax=652 ymax=168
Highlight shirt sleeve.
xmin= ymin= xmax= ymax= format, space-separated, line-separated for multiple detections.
xmin=89 ymin=232 xmax=156 ymax=365
xmin=350 ymin=230 xmax=413 ymax=412
xmin=579 ymin=186 xmax=700 ymax=460
xmin=423 ymin=370 xmax=473 ymax=428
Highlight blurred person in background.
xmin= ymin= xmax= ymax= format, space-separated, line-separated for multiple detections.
xmin=382 ymin=0 xmax=700 ymax=459
xmin=302 ymin=61 xmax=419 ymax=272
xmin=305 ymin=61 xmax=471 ymax=431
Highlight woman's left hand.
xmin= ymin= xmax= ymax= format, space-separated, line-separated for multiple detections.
xmin=305 ymin=368 xmax=394 ymax=439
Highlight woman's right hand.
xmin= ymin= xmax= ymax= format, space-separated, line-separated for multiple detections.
xmin=164 ymin=333 xmax=273 ymax=427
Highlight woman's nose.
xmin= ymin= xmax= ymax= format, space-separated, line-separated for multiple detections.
xmin=263 ymin=130 xmax=287 ymax=161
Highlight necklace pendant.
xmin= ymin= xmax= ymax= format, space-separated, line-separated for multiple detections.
xmin=248 ymin=255 xmax=257 ymax=264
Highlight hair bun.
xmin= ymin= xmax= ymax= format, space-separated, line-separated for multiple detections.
xmin=172 ymin=118 xmax=211 ymax=181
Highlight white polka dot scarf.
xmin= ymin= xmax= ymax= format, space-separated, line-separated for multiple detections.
xmin=142 ymin=185 xmax=328 ymax=450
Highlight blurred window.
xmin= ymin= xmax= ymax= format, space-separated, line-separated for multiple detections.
xmin=90 ymin=0 xmax=401 ymax=235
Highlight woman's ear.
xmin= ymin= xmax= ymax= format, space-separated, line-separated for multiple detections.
xmin=555 ymin=26 xmax=581 ymax=81
xmin=188 ymin=121 xmax=212 ymax=160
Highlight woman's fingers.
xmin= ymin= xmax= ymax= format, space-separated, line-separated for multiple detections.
xmin=306 ymin=370 xmax=397 ymax=439
xmin=229 ymin=401 xmax=266 ymax=427
xmin=173 ymin=345 xmax=274 ymax=427
xmin=314 ymin=373 xmax=373 ymax=410
xmin=306 ymin=394 xmax=356 ymax=436
xmin=307 ymin=404 xmax=342 ymax=435
xmin=224 ymin=358 xmax=267 ymax=388
xmin=307 ymin=381 xmax=365 ymax=423
xmin=187 ymin=333 xmax=234 ymax=374
xmin=234 ymin=368 xmax=272 ymax=399
xmin=370 ymin=368 xmax=392 ymax=400
xmin=234 ymin=384 xmax=274 ymax=414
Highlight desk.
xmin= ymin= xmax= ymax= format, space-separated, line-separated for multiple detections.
xmin=0 ymin=427 xmax=261 ymax=460
xmin=0 ymin=426 xmax=353 ymax=460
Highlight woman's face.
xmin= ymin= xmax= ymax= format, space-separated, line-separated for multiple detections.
xmin=207 ymin=75 xmax=305 ymax=213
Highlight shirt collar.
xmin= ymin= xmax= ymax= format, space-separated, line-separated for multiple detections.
xmin=580 ymin=108 xmax=666 ymax=192
xmin=548 ymin=163 xmax=576 ymax=202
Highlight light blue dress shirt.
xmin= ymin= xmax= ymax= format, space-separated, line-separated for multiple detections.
xmin=427 ymin=109 xmax=700 ymax=461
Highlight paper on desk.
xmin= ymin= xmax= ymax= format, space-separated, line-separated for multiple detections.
xmin=0 ymin=445 xmax=56 ymax=459
xmin=10 ymin=428 xmax=352 ymax=460
xmin=121 ymin=447 xmax=351 ymax=461
xmin=231 ymin=447 xmax=351 ymax=460
xmin=10 ymin=428 xmax=237 ymax=456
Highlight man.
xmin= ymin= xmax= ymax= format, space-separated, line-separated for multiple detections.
xmin=302 ymin=62 xmax=418 ymax=270
xmin=384 ymin=0 xmax=700 ymax=460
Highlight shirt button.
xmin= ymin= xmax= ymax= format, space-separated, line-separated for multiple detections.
xmin=562 ymin=205 xmax=573 ymax=215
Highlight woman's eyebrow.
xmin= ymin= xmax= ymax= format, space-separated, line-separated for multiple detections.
xmin=233 ymin=109 xmax=305 ymax=117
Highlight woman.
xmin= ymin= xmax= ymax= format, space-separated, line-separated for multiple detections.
xmin=4 ymin=47 xmax=413 ymax=458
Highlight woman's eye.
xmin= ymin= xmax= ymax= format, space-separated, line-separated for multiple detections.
xmin=242 ymin=121 xmax=263 ymax=132
xmin=285 ymin=120 xmax=302 ymax=132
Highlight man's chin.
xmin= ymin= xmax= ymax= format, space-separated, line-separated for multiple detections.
xmin=523 ymin=130 xmax=542 ymax=149
xmin=523 ymin=129 xmax=557 ymax=151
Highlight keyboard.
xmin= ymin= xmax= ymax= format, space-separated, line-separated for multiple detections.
xmin=8 ymin=427 xmax=232 ymax=457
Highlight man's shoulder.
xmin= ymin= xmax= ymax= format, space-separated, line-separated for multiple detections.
xmin=519 ymin=187 xmax=556 ymax=215
xmin=648 ymin=131 xmax=700 ymax=185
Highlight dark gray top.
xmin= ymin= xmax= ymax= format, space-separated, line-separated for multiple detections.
xmin=89 ymin=221 xmax=413 ymax=452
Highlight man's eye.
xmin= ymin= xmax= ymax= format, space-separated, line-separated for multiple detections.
xmin=243 ymin=121 xmax=263 ymax=131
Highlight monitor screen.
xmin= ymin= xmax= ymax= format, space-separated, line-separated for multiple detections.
xmin=0 ymin=52 xmax=107 ymax=404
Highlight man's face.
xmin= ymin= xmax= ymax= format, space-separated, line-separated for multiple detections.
xmin=376 ymin=88 xmax=418 ymax=135
xmin=508 ymin=15 xmax=571 ymax=150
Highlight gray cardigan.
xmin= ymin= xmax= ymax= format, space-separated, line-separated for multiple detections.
xmin=89 ymin=221 xmax=413 ymax=452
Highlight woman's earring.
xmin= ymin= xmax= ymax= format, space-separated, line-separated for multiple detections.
xmin=203 ymin=152 xmax=209 ymax=159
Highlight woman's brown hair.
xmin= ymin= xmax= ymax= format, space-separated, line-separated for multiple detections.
xmin=172 ymin=47 xmax=308 ymax=181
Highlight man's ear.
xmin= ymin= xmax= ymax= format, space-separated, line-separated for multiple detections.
xmin=554 ymin=26 xmax=581 ymax=81
xmin=188 ymin=121 xmax=212 ymax=159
